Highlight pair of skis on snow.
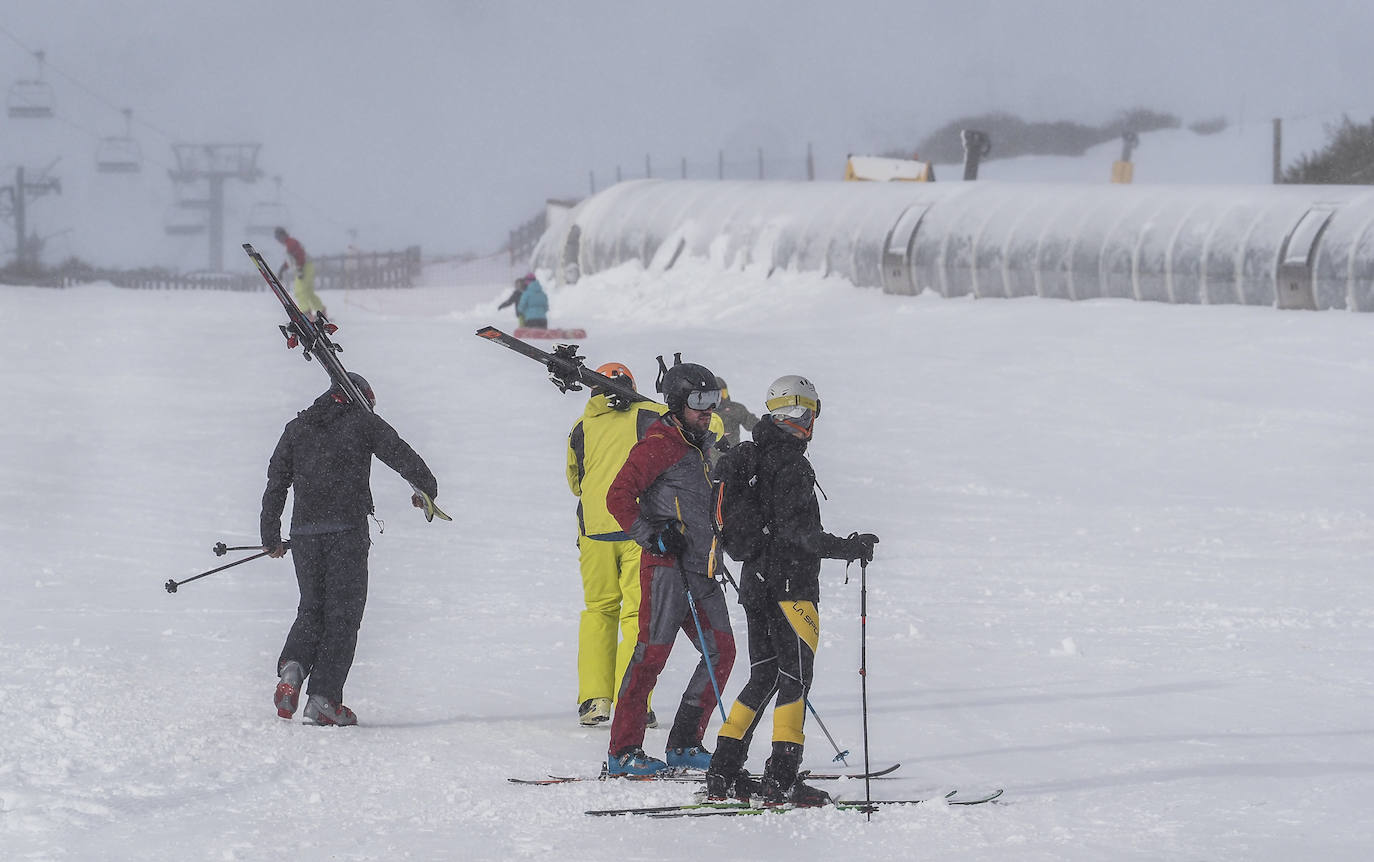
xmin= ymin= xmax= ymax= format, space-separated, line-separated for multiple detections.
xmin=508 ymin=763 xmax=1003 ymax=816
xmin=508 ymin=761 xmax=903 ymax=786
xmin=589 ymin=789 xmax=1004 ymax=818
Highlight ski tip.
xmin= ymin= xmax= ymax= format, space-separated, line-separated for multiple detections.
xmin=476 ymin=326 xmax=500 ymax=338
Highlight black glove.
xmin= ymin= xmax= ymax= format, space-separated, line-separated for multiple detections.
xmin=647 ymin=520 xmax=687 ymax=558
xmin=840 ymin=532 xmax=879 ymax=563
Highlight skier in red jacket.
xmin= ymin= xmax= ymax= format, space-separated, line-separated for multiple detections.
xmin=603 ymin=361 xmax=735 ymax=776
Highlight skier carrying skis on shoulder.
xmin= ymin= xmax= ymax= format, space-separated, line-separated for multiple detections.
xmin=261 ymin=372 xmax=440 ymax=726
xmin=274 ymin=226 xmax=327 ymax=323
xmin=604 ymin=360 xmax=736 ymax=775
xmin=704 ymin=374 xmax=878 ymax=806
xmin=566 ymin=362 xmax=665 ymax=728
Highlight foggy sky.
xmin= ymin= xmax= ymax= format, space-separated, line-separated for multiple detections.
xmin=4 ymin=0 xmax=1374 ymax=268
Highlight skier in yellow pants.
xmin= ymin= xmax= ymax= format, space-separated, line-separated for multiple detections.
xmin=275 ymin=227 xmax=327 ymax=321
xmin=567 ymin=363 xmax=665 ymax=727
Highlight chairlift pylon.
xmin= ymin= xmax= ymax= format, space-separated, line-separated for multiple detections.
xmin=7 ymin=50 xmax=55 ymax=119
xmin=96 ymin=108 xmax=142 ymax=174
xmin=246 ymin=175 xmax=290 ymax=236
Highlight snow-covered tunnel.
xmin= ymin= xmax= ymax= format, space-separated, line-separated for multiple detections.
xmin=530 ymin=179 xmax=1374 ymax=311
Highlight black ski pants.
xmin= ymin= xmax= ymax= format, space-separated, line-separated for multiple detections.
xmin=717 ymin=597 xmax=818 ymax=748
xmin=278 ymin=528 xmax=370 ymax=703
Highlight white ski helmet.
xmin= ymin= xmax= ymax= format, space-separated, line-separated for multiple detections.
xmin=765 ymin=374 xmax=820 ymax=438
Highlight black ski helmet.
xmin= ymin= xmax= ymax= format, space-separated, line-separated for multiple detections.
xmin=331 ymin=371 xmax=376 ymax=408
xmin=659 ymin=362 xmax=718 ymax=414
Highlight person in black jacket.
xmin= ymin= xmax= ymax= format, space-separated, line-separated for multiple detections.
xmin=705 ymin=374 xmax=878 ymax=806
xmin=261 ymin=372 xmax=439 ymax=726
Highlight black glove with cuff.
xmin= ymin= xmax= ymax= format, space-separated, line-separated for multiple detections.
xmin=647 ymin=520 xmax=687 ymax=558
xmin=839 ymin=531 xmax=879 ymax=563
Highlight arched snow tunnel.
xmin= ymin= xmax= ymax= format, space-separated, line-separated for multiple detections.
xmin=530 ymin=179 xmax=1374 ymax=311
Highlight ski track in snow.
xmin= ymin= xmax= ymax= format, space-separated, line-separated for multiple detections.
xmin=3 ymin=258 xmax=1374 ymax=861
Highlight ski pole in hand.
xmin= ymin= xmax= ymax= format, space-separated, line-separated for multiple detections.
xmin=165 ymin=541 xmax=290 ymax=594
xmin=678 ymin=561 xmax=729 ymax=722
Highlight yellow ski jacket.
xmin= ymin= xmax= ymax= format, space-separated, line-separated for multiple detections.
xmin=567 ymin=393 xmax=724 ymax=539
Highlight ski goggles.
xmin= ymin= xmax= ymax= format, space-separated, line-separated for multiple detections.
xmin=685 ymin=388 xmax=722 ymax=411
xmin=765 ymin=393 xmax=821 ymax=418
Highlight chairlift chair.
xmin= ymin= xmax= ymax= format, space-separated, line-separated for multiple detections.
xmin=7 ymin=51 xmax=54 ymax=119
xmin=96 ymin=109 xmax=142 ymax=173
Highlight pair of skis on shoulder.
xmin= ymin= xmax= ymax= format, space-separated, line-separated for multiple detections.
xmin=244 ymin=243 xmax=449 ymax=522
xmin=476 ymin=325 xmax=647 ymax=406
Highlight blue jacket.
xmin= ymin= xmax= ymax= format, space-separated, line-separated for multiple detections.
xmin=518 ymin=278 xmax=548 ymax=321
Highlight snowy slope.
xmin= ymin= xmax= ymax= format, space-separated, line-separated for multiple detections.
xmin=3 ymin=258 xmax=1374 ymax=860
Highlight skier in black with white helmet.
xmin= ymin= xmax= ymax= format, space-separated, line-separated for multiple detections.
xmin=705 ymin=374 xmax=878 ymax=806
xmin=261 ymin=372 xmax=440 ymax=726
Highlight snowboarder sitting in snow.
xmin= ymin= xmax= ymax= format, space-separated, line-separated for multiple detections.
xmin=603 ymin=359 xmax=735 ymax=775
xmin=705 ymin=374 xmax=878 ymax=807
xmin=261 ymin=372 xmax=440 ymax=726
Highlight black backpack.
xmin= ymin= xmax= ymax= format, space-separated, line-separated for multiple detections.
xmin=711 ymin=441 xmax=770 ymax=563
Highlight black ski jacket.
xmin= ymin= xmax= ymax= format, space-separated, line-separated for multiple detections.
xmin=738 ymin=416 xmax=848 ymax=608
xmin=261 ymin=391 xmax=438 ymax=547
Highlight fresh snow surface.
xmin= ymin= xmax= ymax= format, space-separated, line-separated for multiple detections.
xmin=3 ymin=261 xmax=1374 ymax=861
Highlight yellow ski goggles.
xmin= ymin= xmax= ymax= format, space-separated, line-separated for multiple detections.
xmin=764 ymin=393 xmax=821 ymax=417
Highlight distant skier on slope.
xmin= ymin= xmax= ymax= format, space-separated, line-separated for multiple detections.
xmin=261 ymin=372 xmax=440 ymax=726
xmin=704 ymin=374 xmax=878 ymax=807
xmin=603 ymin=360 xmax=735 ymax=776
xmin=274 ymin=226 xmax=327 ymax=322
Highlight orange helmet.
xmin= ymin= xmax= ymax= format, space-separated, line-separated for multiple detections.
xmin=595 ymin=362 xmax=635 ymax=388
xmin=594 ymin=362 xmax=635 ymax=410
